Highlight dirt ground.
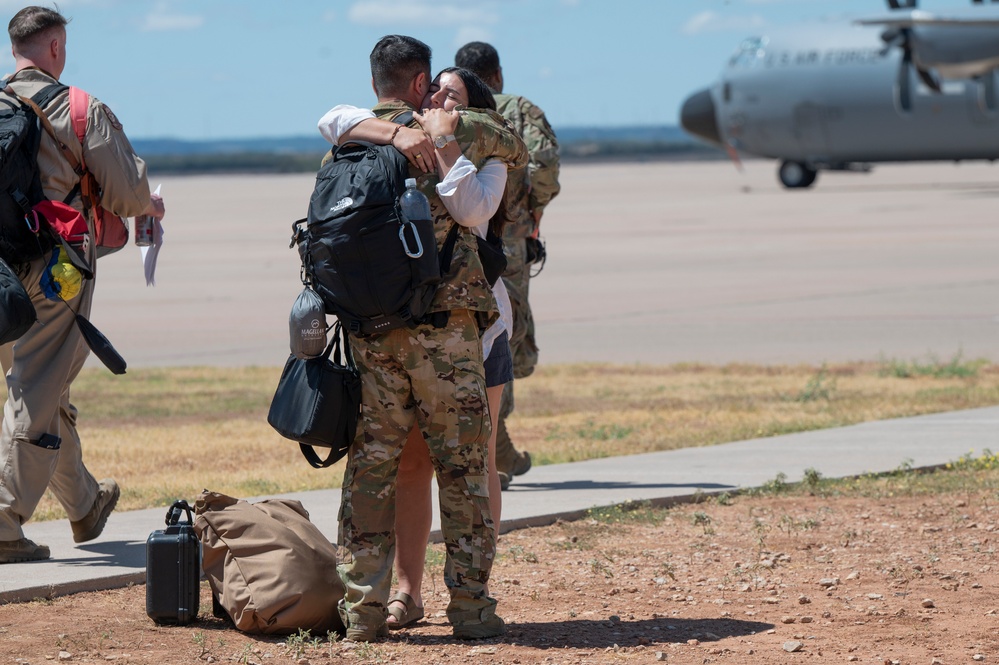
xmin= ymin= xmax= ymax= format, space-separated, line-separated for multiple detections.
xmin=2 ymin=485 xmax=998 ymax=665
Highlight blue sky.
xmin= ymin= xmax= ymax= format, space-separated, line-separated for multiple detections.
xmin=0 ymin=0 xmax=983 ymax=140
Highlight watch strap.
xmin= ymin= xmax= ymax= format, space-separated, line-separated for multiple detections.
xmin=435 ymin=134 xmax=456 ymax=149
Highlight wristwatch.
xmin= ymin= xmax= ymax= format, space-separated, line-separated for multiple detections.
xmin=433 ymin=134 xmax=456 ymax=149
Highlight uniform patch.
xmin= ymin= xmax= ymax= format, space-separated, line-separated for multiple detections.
xmin=100 ymin=103 xmax=122 ymax=130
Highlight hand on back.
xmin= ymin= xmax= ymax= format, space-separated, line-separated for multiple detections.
xmin=394 ymin=126 xmax=436 ymax=172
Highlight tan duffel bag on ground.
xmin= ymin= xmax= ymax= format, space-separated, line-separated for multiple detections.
xmin=193 ymin=490 xmax=345 ymax=636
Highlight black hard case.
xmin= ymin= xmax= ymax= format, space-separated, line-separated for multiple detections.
xmin=145 ymin=500 xmax=201 ymax=625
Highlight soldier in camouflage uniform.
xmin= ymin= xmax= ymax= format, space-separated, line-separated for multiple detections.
xmin=335 ymin=35 xmax=527 ymax=642
xmin=455 ymin=42 xmax=561 ymax=489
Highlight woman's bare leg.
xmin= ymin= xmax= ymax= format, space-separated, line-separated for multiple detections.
xmin=485 ymin=383 xmax=505 ymax=533
xmin=388 ymin=424 xmax=434 ymax=624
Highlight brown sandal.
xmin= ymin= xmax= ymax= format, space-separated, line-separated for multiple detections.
xmin=386 ymin=591 xmax=424 ymax=629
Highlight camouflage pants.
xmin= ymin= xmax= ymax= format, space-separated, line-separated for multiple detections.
xmin=337 ymin=310 xmax=496 ymax=633
xmin=495 ymin=238 xmax=538 ymax=469
xmin=502 ymin=238 xmax=538 ymax=380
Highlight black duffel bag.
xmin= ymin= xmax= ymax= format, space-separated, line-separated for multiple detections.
xmin=267 ymin=321 xmax=361 ymax=468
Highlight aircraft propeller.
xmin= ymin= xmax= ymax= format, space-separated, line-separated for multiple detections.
xmin=879 ymin=24 xmax=940 ymax=111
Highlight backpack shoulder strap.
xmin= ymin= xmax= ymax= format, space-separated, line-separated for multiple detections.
xmin=68 ymin=86 xmax=88 ymax=149
xmin=30 ymin=83 xmax=68 ymax=108
xmin=439 ymin=222 xmax=460 ymax=272
xmin=14 ymin=85 xmax=83 ymax=177
xmin=62 ymin=87 xmax=91 ymax=206
xmin=15 ymin=84 xmax=101 ymax=213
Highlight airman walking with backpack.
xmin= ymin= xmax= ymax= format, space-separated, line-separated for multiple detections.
xmin=0 ymin=5 xmax=164 ymax=564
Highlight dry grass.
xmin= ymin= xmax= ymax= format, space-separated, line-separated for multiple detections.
xmin=10 ymin=357 xmax=999 ymax=521
xmin=512 ymin=360 xmax=999 ymax=464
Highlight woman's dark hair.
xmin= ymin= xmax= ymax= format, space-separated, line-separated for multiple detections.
xmin=437 ymin=67 xmax=496 ymax=111
xmin=435 ymin=67 xmax=507 ymax=235
xmin=488 ymin=189 xmax=511 ymax=239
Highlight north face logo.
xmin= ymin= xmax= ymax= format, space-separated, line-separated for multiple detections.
xmin=330 ymin=197 xmax=353 ymax=214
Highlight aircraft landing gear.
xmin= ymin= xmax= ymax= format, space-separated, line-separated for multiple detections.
xmin=778 ymin=161 xmax=817 ymax=189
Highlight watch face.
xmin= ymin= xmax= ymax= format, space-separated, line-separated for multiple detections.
xmin=434 ymin=136 xmax=446 ymax=149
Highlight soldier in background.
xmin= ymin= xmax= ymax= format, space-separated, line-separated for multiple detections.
xmin=455 ymin=42 xmax=561 ymax=489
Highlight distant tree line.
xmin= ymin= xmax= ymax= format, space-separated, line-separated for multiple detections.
xmin=559 ymin=141 xmax=723 ymax=163
xmin=139 ymin=128 xmax=726 ymax=175
xmin=144 ymin=152 xmax=326 ymax=175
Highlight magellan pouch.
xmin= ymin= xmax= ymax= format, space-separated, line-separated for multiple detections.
xmin=289 ymin=286 xmax=327 ymax=360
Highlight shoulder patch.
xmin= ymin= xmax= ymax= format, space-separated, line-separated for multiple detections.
xmin=100 ymin=103 xmax=122 ymax=131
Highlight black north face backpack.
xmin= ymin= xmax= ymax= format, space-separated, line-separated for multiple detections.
xmin=0 ymin=81 xmax=67 ymax=264
xmin=293 ymin=124 xmax=441 ymax=336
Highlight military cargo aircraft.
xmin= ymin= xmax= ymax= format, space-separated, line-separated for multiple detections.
xmin=680 ymin=0 xmax=999 ymax=188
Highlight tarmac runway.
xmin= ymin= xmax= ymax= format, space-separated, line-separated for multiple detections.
xmin=91 ymin=159 xmax=999 ymax=369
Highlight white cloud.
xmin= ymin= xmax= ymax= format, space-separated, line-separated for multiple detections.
xmin=347 ymin=1 xmax=497 ymax=27
xmin=140 ymin=2 xmax=203 ymax=32
xmin=682 ymin=11 xmax=766 ymax=35
xmin=452 ymin=25 xmax=492 ymax=50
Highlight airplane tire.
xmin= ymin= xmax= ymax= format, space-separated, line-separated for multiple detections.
xmin=778 ymin=161 xmax=817 ymax=189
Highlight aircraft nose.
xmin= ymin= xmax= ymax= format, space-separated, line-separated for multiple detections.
xmin=680 ymin=88 xmax=721 ymax=145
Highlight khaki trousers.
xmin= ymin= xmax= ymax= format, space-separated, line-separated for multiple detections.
xmin=0 ymin=253 xmax=98 ymax=541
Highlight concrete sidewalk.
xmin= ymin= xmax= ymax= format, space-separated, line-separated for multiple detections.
xmin=1 ymin=406 xmax=996 ymax=603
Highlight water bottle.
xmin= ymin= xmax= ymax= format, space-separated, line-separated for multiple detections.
xmin=398 ymin=178 xmax=430 ymax=258
xmin=399 ymin=178 xmax=431 ymax=222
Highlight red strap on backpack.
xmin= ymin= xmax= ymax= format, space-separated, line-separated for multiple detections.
xmin=67 ymin=87 xmax=129 ymax=254
xmin=68 ymin=86 xmax=88 ymax=155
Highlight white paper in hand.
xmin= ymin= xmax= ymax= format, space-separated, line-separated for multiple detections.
xmin=140 ymin=184 xmax=163 ymax=286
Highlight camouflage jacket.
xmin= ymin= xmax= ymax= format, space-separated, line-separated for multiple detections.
xmin=373 ymin=100 xmax=528 ymax=318
xmin=495 ymin=93 xmax=560 ymax=239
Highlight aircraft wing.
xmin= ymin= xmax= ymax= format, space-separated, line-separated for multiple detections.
xmin=856 ymin=13 xmax=999 ymax=27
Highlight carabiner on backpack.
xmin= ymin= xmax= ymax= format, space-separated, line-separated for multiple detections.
xmin=399 ymin=221 xmax=424 ymax=259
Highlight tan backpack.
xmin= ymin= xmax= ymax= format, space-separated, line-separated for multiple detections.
xmin=193 ymin=490 xmax=345 ymax=635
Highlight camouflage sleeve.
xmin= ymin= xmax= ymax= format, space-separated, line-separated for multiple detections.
xmin=455 ymin=108 xmax=528 ymax=171
xmin=519 ymin=98 xmax=561 ymax=218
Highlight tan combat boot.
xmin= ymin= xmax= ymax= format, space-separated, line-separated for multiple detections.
xmin=71 ymin=478 xmax=120 ymax=543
